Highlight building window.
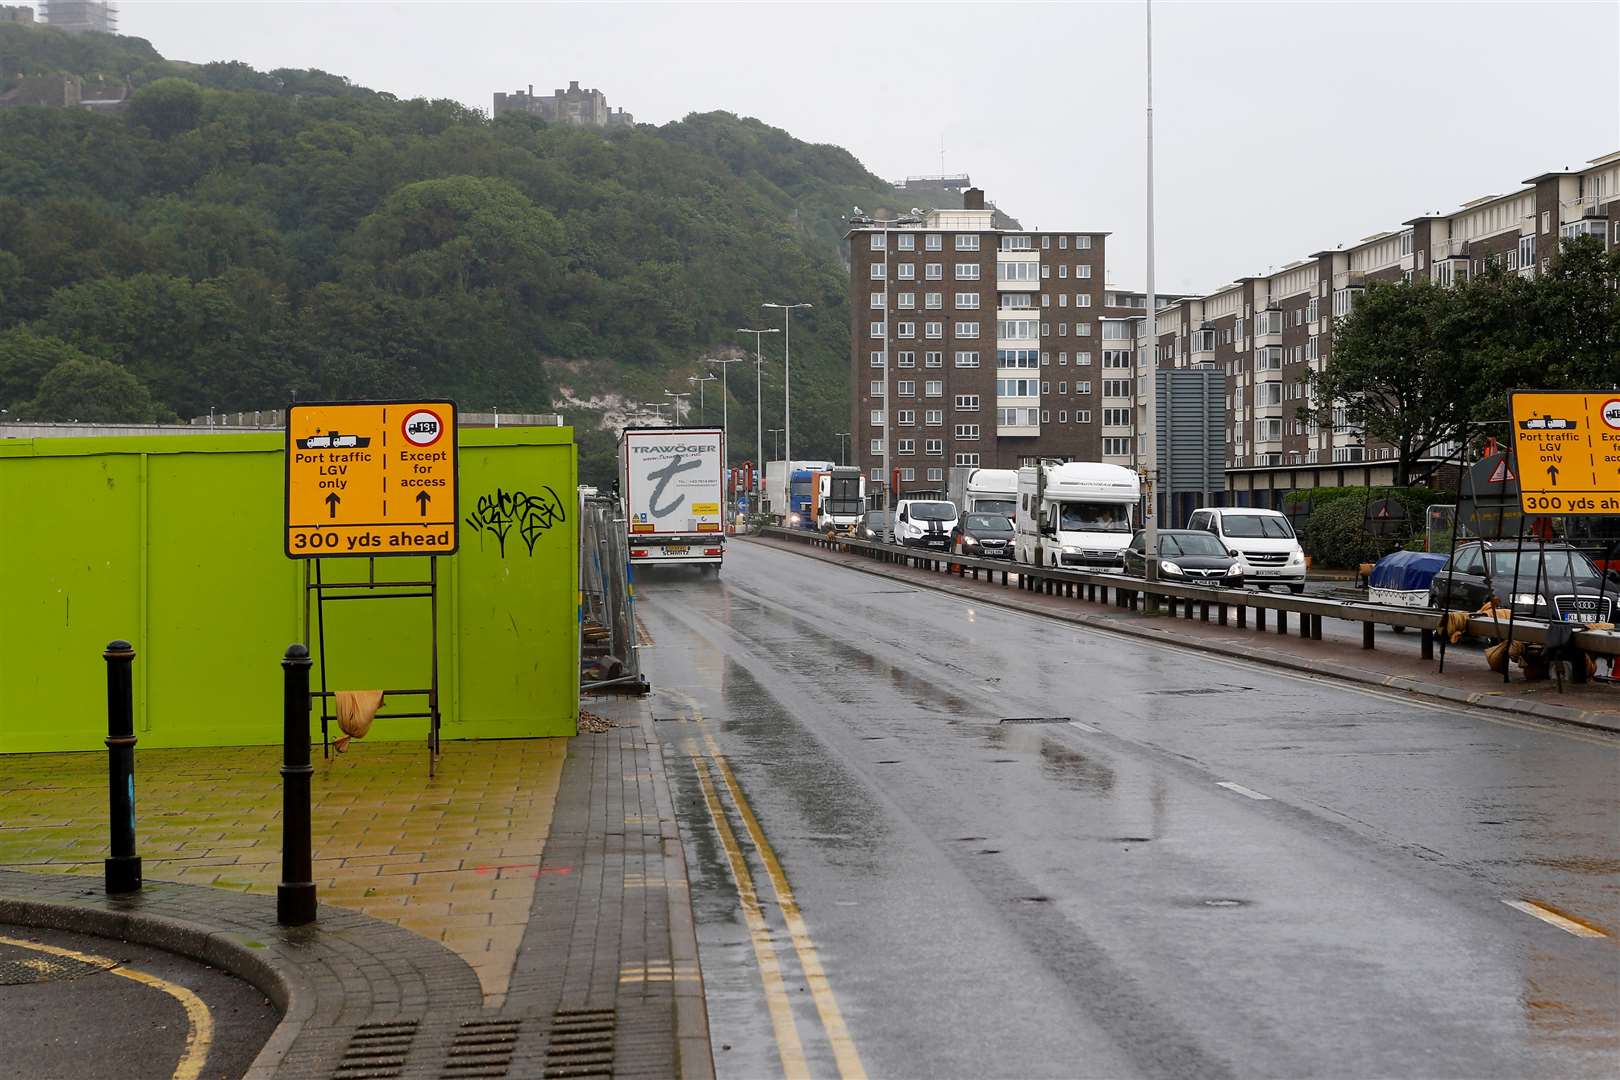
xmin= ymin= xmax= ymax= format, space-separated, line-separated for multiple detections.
xmin=1058 ymin=264 xmax=1068 ymax=279
xmin=1057 ymin=381 xmax=1068 ymax=393
xmin=1518 ymin=234 xmax=1536 ymax=269
xmin=926 ymin=439 xmax=944 ymax=455
xmin=900 ymin=468 xmax=915 ymax=482
xmin=998 ymin=319 xmax=1038 ymax=340
xmin=1398 ymin=228 xmax=1413 ymax=256
xmin=870 ymin=233 xmax=886 ymax=250
xmin=1058 ymin=410 xmax=1068 ymax=423
xmin=925 ymin=351 xmax=943 ymax=367
xmin=955 ymin=234 xmax=980 ymax=250
xmin=897 ymin=409 xmax=915 ymax=425
xmin=1078 ymin=265 xmax=1092 ymax=279
xmin=955 ymin=263 xmax=981 ymax=280
xmin=1058 ymin=323 xmax=1068 ymax=336
xmin=954 ymin=350 xmax=980 ymax=367
xmin=1042 ymin=294 xmax=1053 ymax=308
xmin=870 ymin=322 xmax=885 ymax=338
xmin=955 ymin=394 xmax=980 ymax=410
xmin=1102 ymin=379 xmax=1131 ymax=398
xmin=1103 ymin=407 xmax=1131 ymax=427
xmin=1075 ymin=352 xmax=1092 ymax=366
xmin=925 ymin=409 xmax=943 ymax=425
xmin=1077 ymin=322 xmax=1092 ymax=336
xmin=897 ymin=379 xmax=915 ymax=396
xmin=870 ymin=292 xmax=885 ymax=309
xmin=955 ymin=292 xmax=981 ymax=309
xmin=869 ymin=264 xmax=885 ymax=279
xmin=955 ymin=453 xmax=980 ymax=466
xmin=925 ymin=263 xmax=942 ymax=280
xmin=870 ymin=351 xmax=883 ymax=368
xmin=927 ymin=467 xmax=944 ymax=482
xmin=1039 ymin=410 xmax=1051 ymax=423
xmin=1000 ymin=235 xmax=1033 ymax=251
xmin=995 ymin=378 xmax=1038 ymax=397
xmin=898 ymin=350 xmax=916 ymax=367
xmin=1076 ymin=236 xmax=1092 ymax=250
xmin=924 ymin=380 xmax=943 ymax=397
xmin=954 ymin=424 xmax=980 ymax=440
xmin=996 ymin=349 xmax=1039 ymax=368
xmin=1040 ymin=380 xmax=1051 ymax=395
xmin=897 ymin=321 xmax=915 ymax=338
xmin=1077 ymin=294 xmax=1092 ymax=307
xmin=1332 ymin=287 xmax=1362 ymax=314
xmin=1102 ymin=437 xmax=1131 ymax=456
xmin=1076 ymin=381 xmax=1092 ymax=394
xmin=897 ymin=292 xmax=915 ymax=309
xmin=1058 ymin=235 xmax=1068 ymax=249
xmin=957 ymin=322 xmax=979 ymax=339
xmin=998 ymin=261 xmax=1040 ymax=282
xmin=924 ymin=321 xmax=943 ymax=339
xmin=897 ymin=439 xmax=915 ymax=455
xmin=870 ymin=440 xmax=882 ymax=455
xmin=1058 ymin=294 xmax=1068 ymax=308
xmin=1539 ymin=210 xmax=1550 ymax=234
xmin=871 ymin=468 xmax=883 ymax=482
xmin=925 ymin=292 xmax=942 ymax=309
xmin=1102 ymin=349 xmax=1132 ymax=369
xmin=897 ymin=234 xmax=915 ymax=251
xmin=1076 ymin=409 xmax=1092 ymax=423
xmin=896 ymin=263 xmax=915 ymax=280
xmin=870 ymin=410 xmax=884 ymax=426
xmin=1041 ymin=265 xmax=1050 ymax=279
xmin=870 ymin=380 xmax=885 ymax=397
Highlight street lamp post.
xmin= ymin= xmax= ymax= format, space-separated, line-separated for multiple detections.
xmin=846 ymin=208 xmax=922 ymax=541
xmin=641 ymin=402 xmax=672 ymax=425
xmin=663 ymin=390 xmax=691 ymax=426
xmin=736 ymin=327 xmax=780 ymax=498
xmin=688 ymin=374 xmax=717 ymax=423
xmin=761 ymin=302 xmax=811 ymax=468
xmin=768 ymin=428 xmax=784 ymax=462
xmin=706 ymin=356 xmax=745 ymax=516
xmin=836 ymin=432 xmax=851 ymax=467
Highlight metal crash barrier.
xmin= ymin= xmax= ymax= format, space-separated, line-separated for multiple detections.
xmin=758 ymin=527 xmax=1620 ymax=680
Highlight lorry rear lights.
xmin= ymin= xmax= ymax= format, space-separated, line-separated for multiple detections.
xmin=703 ymin=548 xmax=723 ymax=556
xmin=631 ymin=549 xmax=649 ymax=558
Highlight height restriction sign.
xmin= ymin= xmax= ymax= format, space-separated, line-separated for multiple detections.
xmin=1509 ymin=390 xmax=1620 ymax=516
xmin=285 ymin=400 xmax=460 ymax=557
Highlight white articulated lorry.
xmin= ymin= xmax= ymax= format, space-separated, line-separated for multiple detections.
xmin=620 ymin=427 xmax=726 ymax=573
xmin=1014 ymin=461 xmax=1140 ymax=568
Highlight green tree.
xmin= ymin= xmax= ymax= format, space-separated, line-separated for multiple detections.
xmin=127 ymin=77 xmax=204 ymax=139
xmin=1303 ymin=279 xmax=1480 ymax=485
xmin=19 ymin=356 xmax=167 ymax=423
xmin=0 ymin=327 xmax=89 ymax=410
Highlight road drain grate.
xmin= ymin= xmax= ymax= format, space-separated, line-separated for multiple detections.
xmin=544 ymin=1007 xmax=615 ymax=1079
xmin=0 ymin=953 xmax=118 ymax=986
xmin=438 ymin=1018 xmax=522 ymax=1079
xmin=333 ymin=1019 xmax=418 ymax=1080
xmin=998 ymin=716 xmax=1073 ymax=725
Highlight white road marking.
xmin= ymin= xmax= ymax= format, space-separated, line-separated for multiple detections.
xmin=1216 ymin=781 xmax=1272 ymax=801
xmin=1068 ymin=721 xmax=1102 ymax=734
xmin=1502 ymin=900 xmax=1608 ymax=938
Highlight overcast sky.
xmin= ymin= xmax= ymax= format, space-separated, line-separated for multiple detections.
xmin=121 ymin=1 xmax=1618 ymax=295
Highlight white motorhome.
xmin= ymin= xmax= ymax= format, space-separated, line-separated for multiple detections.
xmin=1014 ymin=462 xmax=1140 ymax=567
xmin=620 ymin=427 xmax=725 ymax=571
xmin=948 ymin=467 xmax=1019 ymax=518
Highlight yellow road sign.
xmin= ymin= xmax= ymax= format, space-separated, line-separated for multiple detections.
xmin=285 ymin=400 xmax=459 ymax=557
xmin=1509 ymin=391 xmax=1620 ymax=516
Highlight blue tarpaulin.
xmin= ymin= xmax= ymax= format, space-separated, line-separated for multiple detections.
xmin=1368 ymin=549 xmax=1449 ymax=591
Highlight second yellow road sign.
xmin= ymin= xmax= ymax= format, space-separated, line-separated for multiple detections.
xmin=1509 ymin=390 xmax=1620 ymax=516
xmin=285 ymin=400 xmax=459 ymax=557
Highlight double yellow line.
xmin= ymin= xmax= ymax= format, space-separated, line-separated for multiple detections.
xmin=676 ymin=692 xmax=865 ymax=1080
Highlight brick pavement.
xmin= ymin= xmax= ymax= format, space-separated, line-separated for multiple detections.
xmin=0 ymin=707 xmax=713 ymax=1077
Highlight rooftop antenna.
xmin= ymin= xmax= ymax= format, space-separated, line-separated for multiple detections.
xmin=940 ymin=132 xmax=945 ymax=176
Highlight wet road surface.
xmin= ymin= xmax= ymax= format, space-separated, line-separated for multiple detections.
xmin=637 ymin=539 xmax=1619 ymax=1080
xmin=0 ymin=923 xmax=278 ymax=1079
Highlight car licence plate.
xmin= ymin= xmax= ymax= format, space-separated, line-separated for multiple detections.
xmin=666 ymin=545 xmax=689 ymax=554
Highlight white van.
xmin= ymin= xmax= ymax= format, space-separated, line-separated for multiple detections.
xmin=1186 ymin=507 xmax=1306 ymax=592
xmin=893 ymin=498 xmax=958 ymax=550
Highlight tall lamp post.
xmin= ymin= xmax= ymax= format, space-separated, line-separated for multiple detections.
xmin=768 ymin=428 xmax=784 ymax=462
xmin=688 ymin=374 xmax=717 ymax=423
xmin=706 ymin=356 xmax=745 ymax=517
xmin=761 ymin=302 xmax=812 ymax=467
xmin=836 ymin=432 xmax=851 ymax=467
xmin=641 ymin=401 xmax=672 ymax=426
xmin=663 ymin=390 xmax=691 ymax=426
xmin=736 ymin=327 xmax=780 ymax=494
xmin=846 ymin=208 xmax=922 ymax=541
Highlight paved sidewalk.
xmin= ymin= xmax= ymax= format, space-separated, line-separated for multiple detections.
xmin=0 ymin=700 xmax=712 ymax=1077
xmin=751 ymin=536 xmax=1620 ymax=732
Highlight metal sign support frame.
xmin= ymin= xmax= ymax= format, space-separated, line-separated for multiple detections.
xmin=302 ymin=555 xmax=442 ymax=776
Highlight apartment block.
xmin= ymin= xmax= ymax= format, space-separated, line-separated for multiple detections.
xmin=1151 ymin=150 xmax=1620 ymax=513
xmin=847 ymin=189 xmax=1141 ymax=496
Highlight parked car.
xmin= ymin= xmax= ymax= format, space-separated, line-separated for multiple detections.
xmin=856 ymin=510 xmax=893 ymax=543
xmin=893 ymin=498 xmax=958 ymax=550
xmin=1122 ymin=529 xmax=1246 ymax=586
xmin=1428 ymin=540 xmax=1616 ymax=623
xmin=1186 ymin=507 xmax=1307 ymax=592
xmin=954 ymin=512 xmax=1015 ymax=559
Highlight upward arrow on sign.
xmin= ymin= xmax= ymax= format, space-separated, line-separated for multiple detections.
xmin=416 ymin=490 xmax=431 ymax=517
xmin=1547 ymin=465 xmax=1560 ymax=486
xmin=325 ymin=492 xmax=341 ymax=518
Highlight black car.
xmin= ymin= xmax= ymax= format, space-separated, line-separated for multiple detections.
xmin=954 ymin=512 xmax=1015 ymax=559
xmin=1429 ymin=540 xmax=1616 ymax=623
xmin=1122 ymin=529 xmax=1245 ymax=586
xmin=855 ymin=510 xmax=893 ymax=543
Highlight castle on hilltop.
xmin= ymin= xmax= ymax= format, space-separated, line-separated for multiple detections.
xmin=492 ymin=80 xmax=633 ymax=128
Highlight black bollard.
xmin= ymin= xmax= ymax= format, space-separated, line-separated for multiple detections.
xmin=103 ymin=640 xmax=141 ymax=894
xmin=278 ymin=644 xmax=317 ymax=926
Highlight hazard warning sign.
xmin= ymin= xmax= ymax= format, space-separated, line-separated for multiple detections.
xmin=285 ymin=400 xmax=460 ymax=557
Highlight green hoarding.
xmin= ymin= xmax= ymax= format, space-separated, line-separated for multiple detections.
xmin=0 ymin=427 xmax=578 ymax=754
